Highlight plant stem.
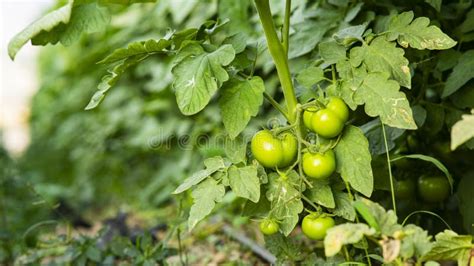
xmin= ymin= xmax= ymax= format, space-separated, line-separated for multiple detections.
xmin=263 ymin=91 xmax=289 ymax=120
xmin=255 ymin=0 xmax=298 ymax=124
xmin=282 ymin=0 xmax=291 ymax=55
xmin=381 ymin=122 xmax=397 ymax=215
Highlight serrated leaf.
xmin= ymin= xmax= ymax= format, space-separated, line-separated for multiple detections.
xmin=324 ymin=223 xmax=376 ymax=257
xmin=451 ymin=110 xmax=474 ymax=150
xmin=400 ymin=224 xmax=433 ymax=259
xmin=228 ymin=165 xmax=260 ymax=202
xmin=266 ymin=175 xmax=304 ymax=236
xmin=219 ymin=77 xmax=264 ymax=139
xmin=319 ymin=41 xmax=347 ymax=65
xmin=172 ymin=44 xmax=235 ymax=115
xmin=188 ymin=179 xmax=225 ymax=230
xmin=330 ymin=192 xmax=356 ymax=221
xmin=296 ymin=66 xmax=325 ymax=89
xmin=386 ymin=11 xmax=456 ymax=50
xmin=288 ymin=20 xmax=329 ymax=59
xmin=354 ymin=72 xmax=417 ymax=129
xmin=355 ymin=197 xmax=401 ymax=235
xmin=8 ymin=2 xmax=73 ymax=60
xmin=442 ymin=50 xmax=474 ymax=98
xmin=173 ymin=156 xmax=227 ymax=194
xmin=423 ymin=230 xmax=473 ymax=266
xmin=99 ymin=39 xmax=172 ymax=64
xmin=306 ymin=181 xmax=335 ymax=208
xmin=390 ymin=154 xmax=453 ymax=193
xmin=352 ymin=37 xmax=411 ymax=88
xmin=334 ymin=126 xmax=374 ymax=197
xmin=264 ymin=234 xmax=302 ymax=262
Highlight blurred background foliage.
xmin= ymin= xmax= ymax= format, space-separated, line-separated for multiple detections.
xmin=2 ymin=0 xmax=474 ymax=264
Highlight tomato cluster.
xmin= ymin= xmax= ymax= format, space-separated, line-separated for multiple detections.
xmin=251 ymin=130 xmax=297 ymax=168
xmin=395 ymin=175 xmax=450 ymax=203
xmin=303 ymin=97 xmax=348 ymax=138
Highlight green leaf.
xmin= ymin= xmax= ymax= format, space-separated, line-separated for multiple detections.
xmin=324 ymin=223 xmax=376 ymax=257
xmin=266 ymin=174 xmax=304 ymax=236
xmin=99 ymin=0 xmax=156 ymax=4
xmin=442 ymin=50 xmax=474 ymax=98
xmin=8 ymin=2 xmax=73 ymax=60
xmin=360 ymin=118 xmax=405 ymax=156
xmin=390 ymin=154 xmax=453 ymax=193
xmin=399 ymin=224 xmax=433 ymax=259
xmin=451 ymin=111 xmax=474 ymax=150
xmin=352 ymin=37 xmax=411 ymax=88
xmin=353 ymin=201 xmax=379 ymax=231
xmin=386 ymin=11 xmax=456 ymax=50
xmin=355 ymin=197 xmax=400 ymax=235
xmin=219 ymin=77 xmax=265 ymax=139
xmin=423 ymin=230 xmax=473 ymax=266
xmin=333 ymin=24 xmax=367 ymax=47
xmin=424 ymin=0 xmax=442 ymax=12
xmin=188 ymin=178 xmax=225 ymax=230
xmin=296 ymin=66 xmax=325 ymax=89
xmin=334 ymin=126 xmax=374 ymax=197
xmin=265 ymin=234 xmax=303 ymax=262
xmin=228 ymin=165 xmax=260 ymax=203
xmin=457 ymin=173 xmax=474 ymax=235
xmin=173 ymin=156 xmax=227 ymax=194
xmin=354 ymin=72 xmax=417 ymax=129
xmin=223 ymin=136 xmax=247 ymax=164
xmin=288 ymin=20 xmax=329 ymax=59
xmin=172 ymin=44 xmax=235 ymax=115
xmin=319 ymin=41 xmax=347 ymax=65
xmin=330 ymin=192 xmax=356 ymax=221
xmin=99 ymin=39 xmax=172 ymax=64
xmin=306 ymin=181 xmax=335 ymax=208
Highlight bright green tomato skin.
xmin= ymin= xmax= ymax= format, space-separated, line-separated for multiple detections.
xmin=259 ymin=219 xmax=279 ymax=235
xmin=417 ymin=175 xmax=450 ymax=203
xmin=251 ymin=130 xmax=284 ymax=168
xmin=311 ymin=109 xmax=344 ymax=138
xmin=326 ymin=97 xmax=349 ymax=122
xmin=395 ymin=179 xmax=416 ymax=199
xmin=303 ymin=108 xmax=317 ymax=130
xmin=302 ymin=215 xmax=335 ymax=240
xmin=302 ymin=150 xmax=336 ymax=179
xmin=279 ymin=132 xmax=298 ymax=167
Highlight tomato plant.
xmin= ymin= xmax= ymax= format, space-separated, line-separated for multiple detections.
xmin=7 ymin=0 xmax=474 ymax=264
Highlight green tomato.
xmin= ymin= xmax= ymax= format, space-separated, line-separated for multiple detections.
xmin=417 ymin=175 xmax=450 ymax=203
xmin=326 ymin=97 xmax=349 ymax=122
xmin=251 ymin=130 xmax=284 ymax=168
xmin=302 ymin=150 xmax=336 ymax=179
xmin=303 ymin=107 xmax=317 ymax=130
xmin=395 ymin=179 xmax=416 ymax=199
xmin=279 ymin=132 xmax=298 ymax=167
xmin=259 ymin=219 xmax=279 ymax=235
xmin=311 ymin=109 xmax=344 ymax=138
xmin=301 ymin=215 xmax=335 ymax=240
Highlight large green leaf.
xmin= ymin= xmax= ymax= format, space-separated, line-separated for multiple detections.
xmin=173 ymin=156 xmax=227 ymax=194
xmin=423 ymin=230 xmax=473 ymax=266
xmin=219 ymin=77 xmax=265 ymax=139
xmin=386 ymin=11 xmax=457 ymax=50
xmin=354 ymin=72 xmax=417 ymax=129
xmin=442 ymin=50 xmax=474 ymax=98
xmin=172 ymin=44 xmax=235 ymax=115
xmin=351 ymin=37 xmax=411 ymax=88
xmin=306 ymin=181 xmax=335 ymax=208
xmin=334 ymin=126 xmax=374 ymax=197
xmin=188 ymin=179 xmax=226 ymax=230
xmin=324 ymin=223 xmax=376 ymax=257
xmin=228 ymin=165 xmax=260 ymax=202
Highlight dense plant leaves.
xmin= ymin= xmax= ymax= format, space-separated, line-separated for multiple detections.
xmin=443 ymin=50 xmax=474 ymax=98
xmin=355 ymin=197 xmax=401 ymax=235
xmin=306 ymin=181 xmax=335 ymax=208
xmin=457 ymin=172 xmax=474 ymax=235
xmin=219 ymin=77 xmax=265 ymax=139
xmin=296 ymin=66 xmax=325 ymax=89
xmin=172 ymin=44 xmax=235 ymax=115
xmin=330 ymin=192 xmax=356 ymax=221
xmin=354 ymin=72 xmax=417 ymax=129
xmin=228 ymin=165 xmax=260 ymax=202
xmin=266 ymin=174 xmax=304 ymax=236
xmin=361 ymin=118 xmax=405 ymax=155
xmin=288 ymin=20 xmax=329 ymax=59
xmin=319 ymin=41 xmax=347 ymax=65
xmin=390 ymin=154 xmax=454 ymax=193
xmin=99 ymin=39 xmax=172 ymax=64
xmin=324 ymin=223 xmax=376 ymax=257
xmin=451 ymin=110 xmax=474 ymax=150
xmin=8 ymin=2 xmax=73 ymax=60
xmin=351 ymin=37 xmax=411 ymax=88
xmin=334 ymin=126 xmax=374 ymax=197
xmin=333 ymin=24 xmax=367 ymax=47
xmin=173 ymin=156 xmax=227 ymax=194
xmin=423 ymin=230 xmax=473 ymax=266
xmin=399 ymin=224 xmax=433 ymax=259
xmin=264 ymin=234 xmax=303 ymax=263
xmin=386 ymin=11 xmax=457 ymax=50
xmin=188 ymin=178 xmax=225 ymax=230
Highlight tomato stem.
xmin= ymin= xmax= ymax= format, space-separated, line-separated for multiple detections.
xmin=282 ymin=0 xmax=291 ymax=55
xmin=263 ymin=91 xmax=289 ymax=121
xmin=381 ymin=122 xmax=397 ymax=215
xmin=255 ymin=0 xmax=298 ymax=124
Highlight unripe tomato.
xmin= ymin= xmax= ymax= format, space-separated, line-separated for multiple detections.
xmin=302 ymin=150 xmax=336 ymax=179
xmin=279 ymin=132 xmax=298 ymax=167
xmin=259 ymin=219 xmax=279 ymax=235
xmin=395 ymin=179 xmax=416 ymax=199
xmin=251 ymin=130 xmax=284 ymax=168
xmin=302 ymin=215 xmax=335 ymax=240
xmin=326 ymin=97 xmax=349 ymax=122
xmin=303 ymin=107 xmax=317 ymax=130
xmin=311 ymin=109 xmax=345 ymax=138
xmin=417 ymin=175 xmax=450 ymax=203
